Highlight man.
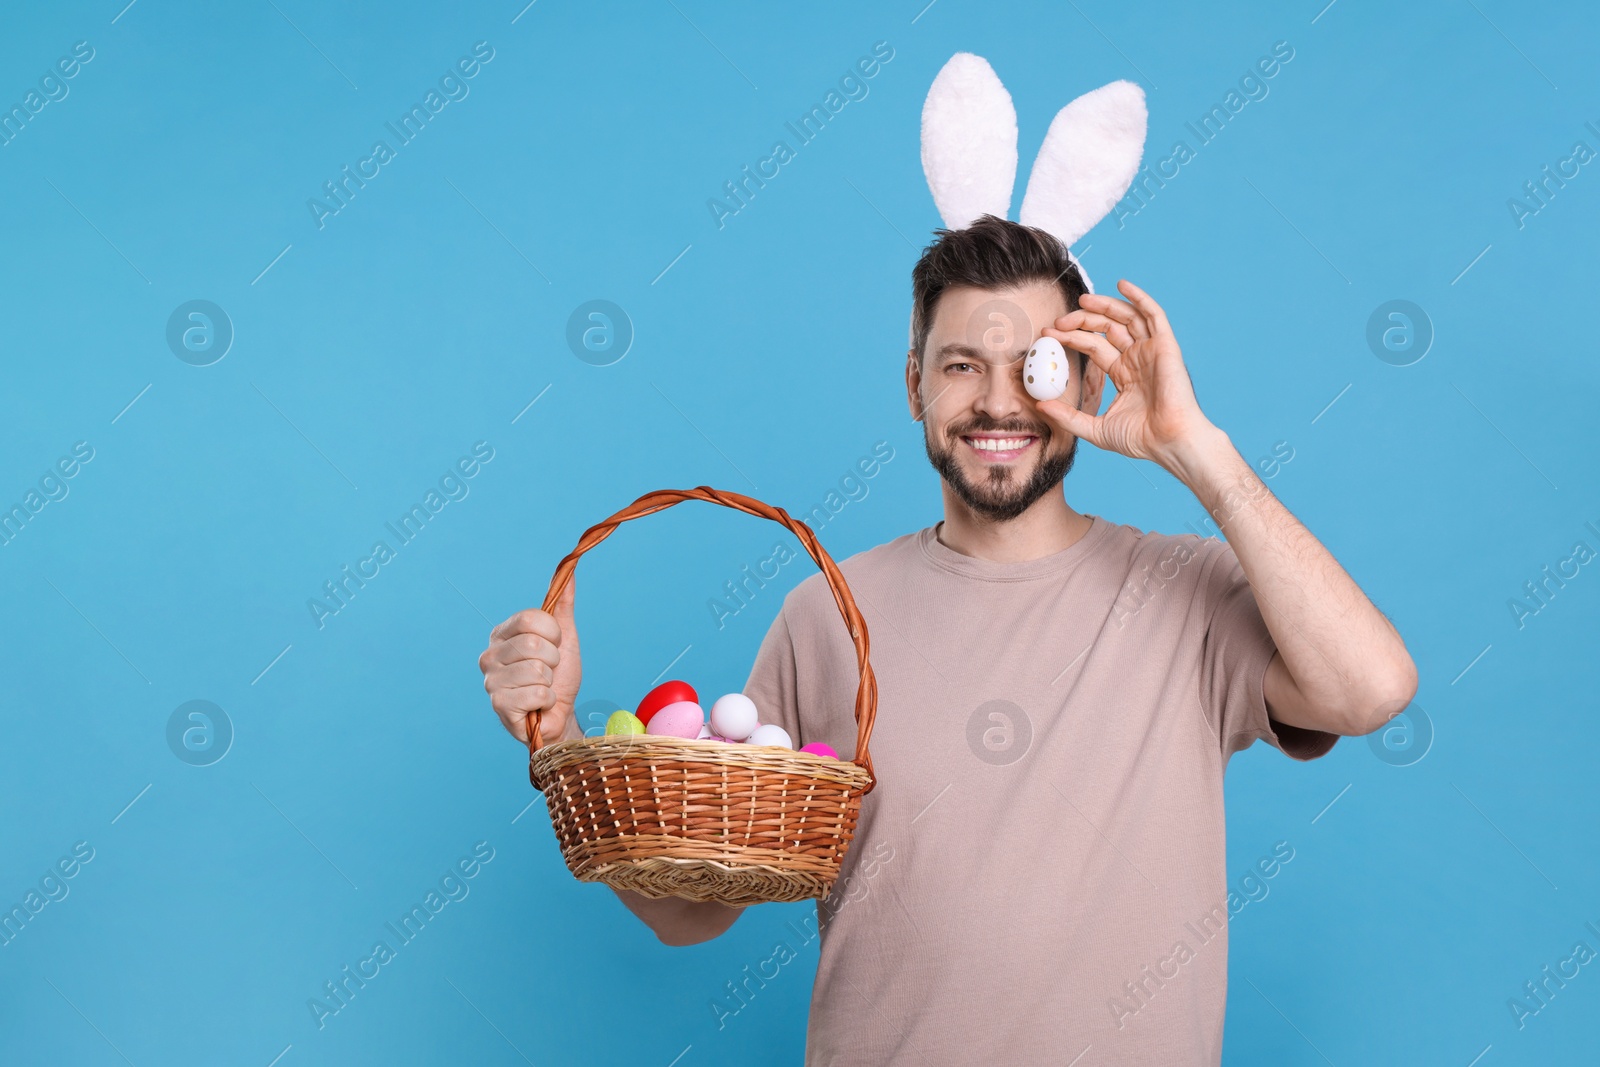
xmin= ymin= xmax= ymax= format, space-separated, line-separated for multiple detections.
xmin=479 ymin=216 xmax=1417 ymax=1064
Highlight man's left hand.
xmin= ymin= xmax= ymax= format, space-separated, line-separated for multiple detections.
xmin=1036 ymin=279 xmax=1219 ymax=472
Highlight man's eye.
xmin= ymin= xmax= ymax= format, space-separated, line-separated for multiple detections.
xmin=949 ymin=362 xmax=976 ymax=373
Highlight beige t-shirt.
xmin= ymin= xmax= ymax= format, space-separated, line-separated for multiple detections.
xmin=740 ymin=515 xmax=1337 ymax=1066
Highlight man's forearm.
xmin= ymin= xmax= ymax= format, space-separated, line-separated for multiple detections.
xmin=612 ymin=888 xmax=745 ymax=945
xmin=544 ymin=713 xmax=745 ymax=944
xmin=1165 ymin=424 xmax=1418 ymax=733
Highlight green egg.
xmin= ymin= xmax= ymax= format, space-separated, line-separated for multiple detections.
xmin=606 ymin=710 xmax=645 ymax=735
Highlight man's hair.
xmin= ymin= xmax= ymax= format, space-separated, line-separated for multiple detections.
xmin=909 ymin=214 xmax=1088 ymax=371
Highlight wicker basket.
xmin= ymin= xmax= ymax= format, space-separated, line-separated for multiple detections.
xmin=526 ymin=486 xmax=880 ymax=907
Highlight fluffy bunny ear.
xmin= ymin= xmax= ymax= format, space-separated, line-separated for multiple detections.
xmin=1019 ymin=80 xmax=1147 ymax=253
xmin=921 ymin=53 xmax=1018 ymax=230
xmin=1066 ymin=249 xmax=1095 ymax=295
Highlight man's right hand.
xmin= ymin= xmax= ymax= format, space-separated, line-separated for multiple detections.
xmin=478 ymin=580 xmax=582 ymax=745
xmin=480 ymin=581 xmax=744 ymax=947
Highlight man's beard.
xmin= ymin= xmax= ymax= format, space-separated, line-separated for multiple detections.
xmin=923 ymin=417 xmax=1078 ymax=522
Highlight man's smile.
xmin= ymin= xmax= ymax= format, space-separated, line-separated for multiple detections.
xmin=961 ymin=432 xmax=1039 ymax=463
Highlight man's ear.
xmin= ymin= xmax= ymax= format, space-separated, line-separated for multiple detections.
xmin=906 ymin=348 xmax=924 ymax=421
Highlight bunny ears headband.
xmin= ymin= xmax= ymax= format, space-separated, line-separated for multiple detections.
xmin=920 ymin=53 xmax=1149 ymax=294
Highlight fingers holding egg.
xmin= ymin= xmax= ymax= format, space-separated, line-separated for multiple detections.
xmin=1047 ymin=326 xmax=1128 ymax=381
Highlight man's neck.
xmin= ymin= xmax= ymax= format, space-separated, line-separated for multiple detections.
xmin=935 ymin=485 xmax=1094 ymax=563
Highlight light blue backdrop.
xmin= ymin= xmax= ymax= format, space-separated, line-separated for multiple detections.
xmin=2 ymin=1 xmax=1596 ymax=1064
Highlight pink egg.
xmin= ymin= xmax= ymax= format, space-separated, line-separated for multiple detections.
xmin=799 ymin=742 xmax=839 ymax=759
xmin=646 ymin=700 xmax=705 ymax=739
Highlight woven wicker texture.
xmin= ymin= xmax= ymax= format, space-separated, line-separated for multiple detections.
xmin=526 ymin=487 xmax=879 ymax=907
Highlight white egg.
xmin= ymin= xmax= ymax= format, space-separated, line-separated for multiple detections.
xmin=1023 ymin=336 xmax=1070 ymax=401
xmin=710 ymin=693 xmax=760 ymax=741
xmin=745 ymin=723 xmax=793 ymax=749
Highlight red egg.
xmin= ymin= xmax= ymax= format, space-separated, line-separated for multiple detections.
xmin=636 ymin=679 xmax=698 ymax=727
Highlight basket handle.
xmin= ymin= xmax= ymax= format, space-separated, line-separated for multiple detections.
xmin=526 ymin=486 xmax=878 ymax=791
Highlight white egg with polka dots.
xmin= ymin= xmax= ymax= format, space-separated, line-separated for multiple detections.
xmin=1023 ymin=336 xmax=1069 ymax=401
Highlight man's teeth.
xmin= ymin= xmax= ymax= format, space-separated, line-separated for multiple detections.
xmin=968 ymin=437 xmax=1033 ymax=451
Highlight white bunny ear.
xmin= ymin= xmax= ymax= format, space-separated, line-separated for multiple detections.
xmin=1067 ymin=250 xmax=1095 ymax=295
xmin=1019 ymin=80 xmax=1147 ymax=252
xmin=921 ymin=53 xmax=1018 ymax=230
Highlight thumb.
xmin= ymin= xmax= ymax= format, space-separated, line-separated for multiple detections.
xmin=551 ymin=576 xmax=579 ymax=655
xmin=552 ymin=574 xmax=575 ymax=618
xmin=1037 ymin=398 xmax=1101 ymax=448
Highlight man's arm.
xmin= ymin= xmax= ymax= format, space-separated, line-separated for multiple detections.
xmin=1164 ymin=427 xmax=1417 ymax=736
xmin=1039 ymin=279 xmax=1418 ymax=737
xmin=482 ymin=600 xmax=752 ymax=944
xmin=610 ymin=890 xmax=745 ymax=946
xmin=607 ymin=595 xmax=803 ymax=943
xmin=548 ymin=713 xmax=747 ymax=944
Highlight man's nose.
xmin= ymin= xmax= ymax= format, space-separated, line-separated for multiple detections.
xmin=975 ymin=357 xmax=1026 ymax=419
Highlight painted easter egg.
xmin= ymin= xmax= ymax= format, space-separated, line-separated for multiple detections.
xmin=1023 ymin=336 xmax=1069 ymax=401
xmin=709 ymin=693 xmax=760 ymax=741
xmin=745 ymin=723 xmax=793 ymax=749
xmin=636 ymin=680 xmax=698 ymax=727
xmin=645 ymin=700 xmax=704 ymax=739
xmin=605 ymin=710 xmax=646 ymax=736
xmin=798 ymin=742 xmax=839 ymax=759
xmin=696 ymin=722 xmax=735 ymax=742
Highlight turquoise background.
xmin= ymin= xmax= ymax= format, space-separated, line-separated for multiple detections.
xmin=2 ymin=0 xmax=1597 ymax=1064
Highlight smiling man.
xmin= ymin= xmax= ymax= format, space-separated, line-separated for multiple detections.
xmin=479 ymin=215 xmax=1418 ymax=1065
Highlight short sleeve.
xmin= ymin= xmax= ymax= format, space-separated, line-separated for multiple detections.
xmin=742 ymin=606 xmax=805 ymax=748
xmin=1198 ymin=540 xmax=1338 ymax=763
